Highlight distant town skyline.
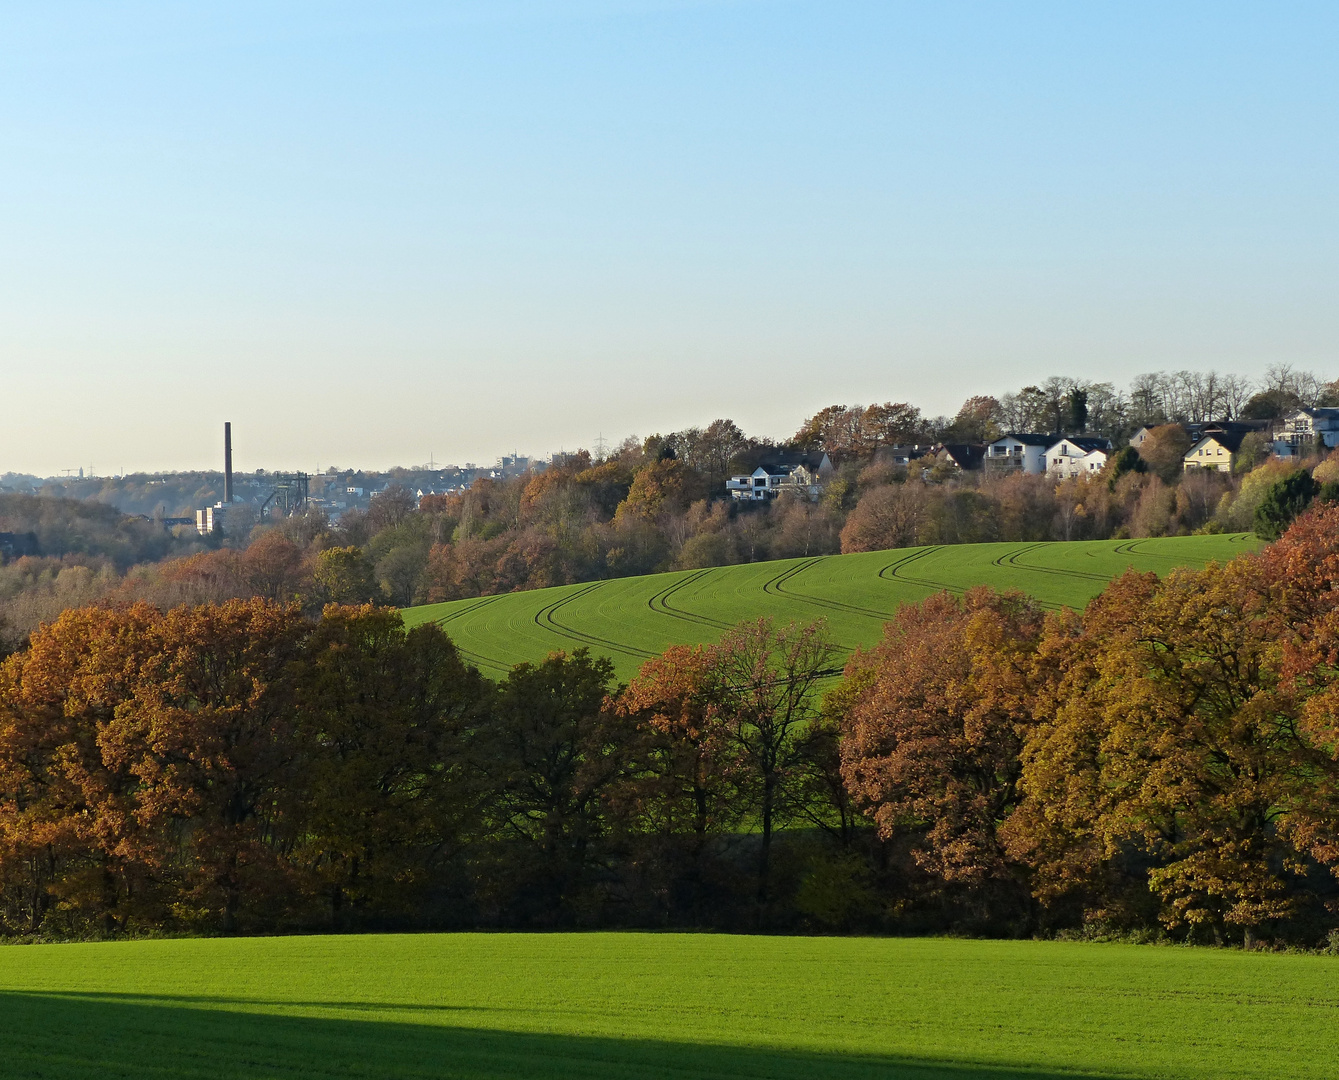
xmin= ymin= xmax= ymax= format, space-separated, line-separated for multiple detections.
xmin=2 ymin=2 xmax=1336 ymax=476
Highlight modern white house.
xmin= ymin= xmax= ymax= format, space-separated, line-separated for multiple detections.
xmin=726 ymin=465 xmax=790 ymax=501
xmin=1045 ymin=437 xmax=1113 ymax=479
xmin=726 ymin=453 xmax=833 ymax=502
xmin=1274 ymin=407 xmax=1339 ymax=458
xmin=985 ymin=434 xmax=1052 ymax=475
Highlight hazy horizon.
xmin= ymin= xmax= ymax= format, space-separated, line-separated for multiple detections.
xmin=3 ymin=2 xmax=1336 ymax=477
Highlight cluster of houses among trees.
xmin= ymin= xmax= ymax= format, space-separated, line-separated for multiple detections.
xmin=729 ymin=407 xmax=1339 ymax=504
xmin=2 ymin=368 xmax=1337 ymax=649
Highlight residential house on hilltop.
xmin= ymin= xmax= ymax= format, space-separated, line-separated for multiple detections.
xmin=726 ymin=452 xmax=833 ymax=502
xmin=1046 ymin=436 xmax=1113 ymax=480
xmin=1183 ymin=428 xmax=1252 ymax=473
xmin=929 ymin=444 xmax=985 ymax=473
xmin=1275 ymin=407 xmax=1339 ymax=458
xmin=985 ymin=433 xmax=1052 ymax=475
xmin=873 ymin=444 xmax=932 ymax=468
xmin=1131 ymin=424 xmax=1203 ymax=449
xmin=1131 ymin=418 xmax=1275 ymax=451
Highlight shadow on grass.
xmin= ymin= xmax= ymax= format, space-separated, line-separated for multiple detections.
xmin=0 ymin=990 xmax=1125 ymax=1080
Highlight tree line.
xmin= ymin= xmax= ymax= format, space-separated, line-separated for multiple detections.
xmin=3 ymin=364 xmax=1336 ymax=658
xmin=4 ymin=504 xmax=1339 ymax=946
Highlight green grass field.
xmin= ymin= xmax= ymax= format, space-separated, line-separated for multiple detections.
xmin=0 ymin=933 xmax=1333 ymax=1079
xmin=403 ymin=536 xmax=1257 ymax=678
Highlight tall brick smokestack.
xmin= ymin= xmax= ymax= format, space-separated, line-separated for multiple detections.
xmin=224 ymin=422 xmax=233 ymax=504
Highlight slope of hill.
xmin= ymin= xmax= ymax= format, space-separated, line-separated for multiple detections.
xmin=402 ymin=534 xmax=1258 ymax=678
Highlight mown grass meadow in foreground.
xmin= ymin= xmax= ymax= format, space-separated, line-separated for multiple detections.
xmin=1 ymin=933 xmax=1334 ymax=1080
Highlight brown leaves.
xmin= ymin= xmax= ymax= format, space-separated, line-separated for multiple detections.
xmin=841 ymin=588 xmax=1043 ymax=889
xmin=0 ymin=598 xmax=487 ymax=936
xmin=1006 ymin=557 xmax=1330 ymax=933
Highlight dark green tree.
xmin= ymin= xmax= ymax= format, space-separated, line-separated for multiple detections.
xmin=1104 ymin=445 xmax=1146 ymax=490
xmin=479 ymin=649 xmax=629 ymax=924
xmin=1066 ymin=388 xmax=1089 ymax=433
xmin=1255 ymin=470 xmax=1319 ymax=540
xmin=296 ymin=606 xmax=490 ymax=928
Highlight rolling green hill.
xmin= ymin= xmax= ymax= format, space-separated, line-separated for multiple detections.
xmin=403 ymin=535 xmax=1257 ymax=679
xmin=0 ymin=932 xmax=1334 ymax=1079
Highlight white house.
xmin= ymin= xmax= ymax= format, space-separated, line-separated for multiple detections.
xmin=726 ymin=453 xmax=833 ymax=502
xmin=726 ymin=465 xmax=790 ymax=501
xmin=1045 ymin=437 xmax=1113 ymax=479
xmin=1079 ymin=448 xmax=1109 ymax=476
xmin=985 ymin=434 xmax=1052 ymax=475
xmin=1275 ymin=407 xmax=1339 ymax=458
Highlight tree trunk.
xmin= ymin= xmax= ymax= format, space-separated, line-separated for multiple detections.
xmin=757 ymin=773 xmax=774 ymax=908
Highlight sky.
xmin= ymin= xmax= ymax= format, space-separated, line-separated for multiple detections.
xmin=1 ymin=1 xmax=1336 ymax=476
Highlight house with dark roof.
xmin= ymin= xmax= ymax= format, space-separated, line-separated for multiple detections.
xmin=931 ymin=444 xmax=985 ymax=472
xmin=1045 ymin=436 xmax=1113 ymax=479
xmin=985 ymin=433 xmax=1052 ymax=475
xmin=1275 ymin=407 xmax=1339 ymax=458
xmin=874 ymin=444 xmax=932 ymax=468
xmin=1183 ymin=428 xmax=1252 ymax=473
xmin=725 ymin=452 xmax=833 ymax=502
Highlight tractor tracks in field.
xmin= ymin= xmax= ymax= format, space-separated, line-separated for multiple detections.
xmin=991 ymin=543 xmax=1111 ymax=583
xmin=761 ymin=558 xmax=900 ymax=622
xmin=431 ymin=595 xmax=514 ymax=675
xmin=433 ymin=537 xmax=1244 ymax=673
xmin=534 ymin=582 xmax=659 ymax=661
xmin=878 ymin=546 xmax=1070 ymax=611
xmin=646 ymin=569 xmax=735 ymax=631
xmin=877 ymin=546 xmax=965 ymax=595
xmin=1110 ymin=539 xmax=1194 ymax=561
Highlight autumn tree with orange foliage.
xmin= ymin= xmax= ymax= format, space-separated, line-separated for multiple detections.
xmin=0 ymin=599 xmax=491 ymax=936
xmin=610 ymin=644 xmax=746 ymax=920
xmin=840 ymin=588 xmax=1045 ymax=928
xmin=1257 ymin=504 xmax=1339 ymax=882
xmin=1005 ymin=558 xmax=1336 ymax=945
xmin=0 ymin=603 xmax=162 ymax=933
xmin=98 ymin=599 xmax=312 ymax=932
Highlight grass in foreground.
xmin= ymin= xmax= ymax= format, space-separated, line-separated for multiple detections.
xmin=402 ymin=536 xmax=1256 ymax=679
xmin=0 ymin=933 xmax=1334 ymax=1079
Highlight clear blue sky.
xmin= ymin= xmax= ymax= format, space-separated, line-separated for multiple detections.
xmin=2 ymin=1 xmax=1335 ymax=475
